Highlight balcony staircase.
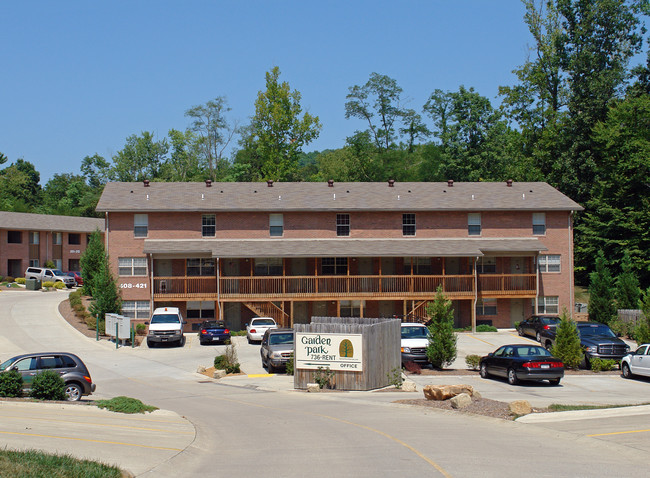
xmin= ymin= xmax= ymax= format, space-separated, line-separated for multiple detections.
xmin=243 ymin=301 xmax=290 ymax=327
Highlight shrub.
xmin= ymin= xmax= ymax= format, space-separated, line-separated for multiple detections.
xmin=589 ymin=357 xmax=617 ymax=372
xmin=608 ymin=318 xmax=633 ymax=339
xmin=43 ymin=281 xmax=55 ymax=288
xmin=476 ymin=324 xmax=498 ymax=332
xmin=214 ymin=355 xmax=228 ymax=369
xmin=53 ymin=282 xmax=65 ymax=289
xmin=633 ymin=318 xmax=650 ymax=345
xmin=514 ymin=321 xmax=521 ymax=330
xmin=426 ymin=287 xmax=457 ymax=369
xmin=387 ymin=367 xmax=403 ymax=389
xmin=403 ymin=361 xmax=422 ymax=374
xmin=0 ymin=370 xmax=23 ymax=397
xmin=15 ymin=277 xmax=26 ymax=284
xmin=230 ymin=330 xmax=248 ymax=336
xmin=30 ymin=370 xmax=66 ymax=400
xmin=4 ymin=276 xmax=14 ymax=283
xmin=214 ymin=345 xmax=241 ymax=373
xmin=69 ymin=289 xmax=83 ymax=307
xmin=314 ymin=366 xmax=335 ymax=389
xmin=465 ymin=354 xmax=481 ymax=370
xmin=285 ymin=352 xmax=294 ymax=376
xmin=135 ymin=323 xmax=146 ymax=335
xmin=44 ymin=260 xmax=56 ymax=268
xmin=96 ymin=396 xmax=158 ymax=414
xmin=550 ymin=309 xmax=583 ymax=369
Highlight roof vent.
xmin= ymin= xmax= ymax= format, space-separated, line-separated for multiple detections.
xmin=388 ymin=179 xmax=395 ymax=187
xmin=506 ymin=179 xmax=513 ymax=187
xmin=447 ymin=179 xmax=453 ymax=187
xmin=205 ymin=180 xmax=212 ymax=187
xmin=143 ymin=179 xmax=150 ymax=187
xmin=267 ymin=180 xmax=274 ymax=187
xmin=327 ymin=179 xmax=334 ymax=187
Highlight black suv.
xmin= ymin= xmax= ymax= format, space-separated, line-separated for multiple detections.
xmin=0 ymin=352 xmax=96 ymax=401
xmin=540 ymin=322 xmax=630 ymax=368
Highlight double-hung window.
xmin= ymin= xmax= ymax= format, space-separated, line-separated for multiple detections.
xmin=52 ymin=232 xmax=62 ymax=245
xmin=121 ymin=301 xmax=151 ymax=319
xmin=533 ymin=213 xmax=546 ymax=235
xmin=68 ymin=233 xmax=81 ymax=245
xmin=537 ymin=296 xmax=559 ymax=314
xmin=269 ymin=214 xmax=283 ymax=237
xmin=118 ymin=257 xmax=148 ymax=276
xmin=468 ymin=213 xmax=481 ymax=236
xmin=403 ymin=213 xmax=416 ymax=236
xmin=538 ymin=254 xmax=561 ymax=273
xmin=187 ymin=258 xmax=215 ymax=276
xmin=202 ymin=214 xmax=216 ymax=237
xmin=477 ymin=257 xmax=496 ymax=274
xmin=321 ymin=257 xmax=348 ymax=275
xmin=29 ymin=232 xmax=39 ymax=244
xmin=7 ymin=231 xmax=22 ymax=243
xmin=336 ymin=214 xmax=350 ymax=236
xmin=476 ymin=299 xmax=497 ymax=316
xmin=254 ymin=257 xmax=283 ymax=276
xmin=134 ymin=214 xmax=148 ymax=238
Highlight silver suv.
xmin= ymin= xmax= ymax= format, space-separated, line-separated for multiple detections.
xmin=0 ymin=352 xmax=96 ymax=401
xmin=24 ymin=267 xmax=75 ymax=288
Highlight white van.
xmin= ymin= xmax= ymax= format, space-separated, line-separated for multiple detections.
xmin=146 ymin=307 xmax=186 ymax=347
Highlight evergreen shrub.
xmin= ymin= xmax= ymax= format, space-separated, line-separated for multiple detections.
xmin=0 ymin=370 xmax=23 ymax=397
xmin=30 ymin=370 xmax=66 ymax=400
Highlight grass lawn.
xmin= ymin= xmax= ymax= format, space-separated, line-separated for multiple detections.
xmin=0 ymin=449 xmax=122 ymax=477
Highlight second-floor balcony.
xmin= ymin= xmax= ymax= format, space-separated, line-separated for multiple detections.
xmin=152 ymin=273 xmax=537 ymax=300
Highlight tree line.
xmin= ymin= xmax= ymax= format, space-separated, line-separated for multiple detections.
xmin=1 ymin=0 xmax=648 ymax=289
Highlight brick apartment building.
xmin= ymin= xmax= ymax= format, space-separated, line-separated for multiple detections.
xmin=0 ymin=211 xmax=104 ymax=278
xmin=96 ymin=180 xmax=583 ymax=332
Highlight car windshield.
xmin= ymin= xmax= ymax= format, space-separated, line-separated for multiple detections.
xmin=150 ymin=314 xmax=181 ymax=324
xmin=0 ymin=357 xmax=17 ymax=370
xmin=269 ymin=333 xmax=294 ymax=345
xmin=52 ymin=270 xmax=65 ymax=276
xmin=203 ymin=321 xmax=224 ymax=329
xmin=253 ymin=319 xmax=275 ymax=326
xmin=515 ymin=346 xmax=552 ymax=357
xmin=541 ymin=317 xmax=560 ymax=325
xmin=401 ymin=326 xmax=429 ymax=338
xmin=579 ymin=325 xmax=616 ymax=337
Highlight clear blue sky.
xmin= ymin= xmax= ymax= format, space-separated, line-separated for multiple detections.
xmin=0 ymin=1 xmax=535 ymax=183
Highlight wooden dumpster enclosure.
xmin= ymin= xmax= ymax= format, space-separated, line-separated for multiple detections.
xmin=294 ymin=317 xmax=401 ymax=391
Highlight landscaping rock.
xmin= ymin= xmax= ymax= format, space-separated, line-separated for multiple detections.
xmin=197 ymin=366 xmax=206 ymax=373
xmin=401 ymin=380 xmax=417 ymax=392
xmin=423 ymin=384 xmax=475 ymax=401
xmin=307 ymin=383 xmax=320 ymax=393
xmin=213 ymin=370 xmax=227 ymax=379
xmin=472 ymin=390 xmax=482 ymax=399
xmin=450 ymin=393 xmax=472 ymax=409
xmin=509 ymin=400 xmax=532 ymax=416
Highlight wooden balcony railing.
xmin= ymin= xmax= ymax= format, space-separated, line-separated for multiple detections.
xmin=152 ymin=273 xmax=536 ymax=300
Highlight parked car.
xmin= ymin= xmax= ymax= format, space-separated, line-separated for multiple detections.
xmin=24 ymin=267 xmax=75 ymax=288
xmin=540 ymin=321 xmax=630 ymax=368
xmin=401 ymin=323 xmax=431 ymax=366
xmin=64 ymin=271 xmax=83 ymax=287
xmin=0 ymin=352 xmax=96 ymax=401
xmin=246 ymin=317 xmax=277 ymax=344
xmin=199 ymin=320 xmax=231 ymax=345
xmin=517 ymin=315 xmax=560 ymax=342
xmin=146 ymin=307 xmax=186 ymax=347
xmin=260 ymin=328 xmax=294 ymax=373
xmin=479 ymin=344 xmax=564 ymax=385
xmin=621 ymin=344 xmax=650 ymax=379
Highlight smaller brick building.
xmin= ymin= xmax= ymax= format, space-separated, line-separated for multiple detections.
xmin=0 ymin=211 xmax=104 ymax=278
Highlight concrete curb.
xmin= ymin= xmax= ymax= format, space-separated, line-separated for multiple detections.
xmin=516 ymin=404 xmax=650 ymax=423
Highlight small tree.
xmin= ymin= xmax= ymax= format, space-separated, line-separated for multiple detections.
xmin=633 ymin=287 xmax=650 ymax=345
xmin=80 ymin=229 xmax=105 ymax=297
xmin=588 ymin=251 xmax=617 ymax=325
xmin=615 ymin=251 xmax=640 ymax=310
xmin=425 ymin=287 xmax=457 ymax=369
xmin=89 ymin=259 xmax=121 ymax=326
xmin=550 ymin=309 xmax=583 ymax=369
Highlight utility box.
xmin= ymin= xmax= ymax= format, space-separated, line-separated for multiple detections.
xmin=25 ymin=278 xmax=41 ymax=290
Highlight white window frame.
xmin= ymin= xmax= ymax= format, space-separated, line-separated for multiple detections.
xmin=336 ymin=214 xmax=350 ymax=237
xmin=340 ymin=300 xmax=364 ymax=318
xmin=122 ymin=300 xmax=151 ymax=319
xmin=269 ymin=214 xmax=283 ymax=237
xmin=134 ymin=214 xmax=148 ymax=238
xmin=538 ymin=254 xmax=561 ymax=273
xmin=533 ymin=212 xmax=546 ymax=235
xmin=537 ymin=296 xmax=559 ymax=314
xmin=29 ymin=232 xmax=39 ymax=245
xmin=202 ymin=214 xmax=216 ymax=237
xmin=52 ymin=232 xmax=62 ymax=245
xmin=468 ymin=213 xmax=481 ymax=236
xmin=29 ymin=259 xmax=39 ymax=267
xmin=476 ymin=298 xmax=497 ymax=316
xmin=118 ymin=257 xmax=148 ymax=276
xmin=402 ymin=213 xmax=416 ymax=236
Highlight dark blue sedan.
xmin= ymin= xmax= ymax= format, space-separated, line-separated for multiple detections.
xmin=479 ymin=344 xmax=564 ymax=385
xmin=199 ymin=320 xmax=231 ymax=345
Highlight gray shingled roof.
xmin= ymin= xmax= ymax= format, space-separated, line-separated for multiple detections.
xmin=142 ymin=238 xmax=547 ymax=258
xmin=0 ymin=211 xmax=104 ymax=232
xmin=96 ymin=181 xmax=583 ymax=212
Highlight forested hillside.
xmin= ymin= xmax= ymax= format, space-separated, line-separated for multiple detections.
xmin=1 ymin=0 xmax=648 ymax=287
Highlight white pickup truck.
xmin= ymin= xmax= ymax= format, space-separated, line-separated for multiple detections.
xmin=146 ymin=307 xmax=186 ymax=347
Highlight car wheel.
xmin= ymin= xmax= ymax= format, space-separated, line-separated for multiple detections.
xmin=536 ymin=331 xmax=541 ymax=342
xmin=66 ymin=284 xmax=73 ymax=289
xmin=507 ymin=368 xmax=519 ymax=385
xmin=267 ymin=362 xmax=276 ymax=373
xmin=247 ymin=336 xmax=252 ymax=344
xmin=549 ymin=378 xmax=561 ymax=386
xmin=581 ymin=355 xmax=591 ymax=370
xmin=65 ymin=383 xmax=83 ymax=401
xmin=147 ymin=339 xmax=155 ymax=348
xmin=179 ymin=336 xmax=186 ymax=347
xmin=622 ymin=362 xmax=632 ymax=379
xmin=480 ymin=363 xmax=489 ymax=379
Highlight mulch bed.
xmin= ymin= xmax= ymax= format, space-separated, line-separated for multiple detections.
xmin=58 ymin=297 xmax=100 ymax=339
xmin=395 ymin=397 xmax=521 ymax=420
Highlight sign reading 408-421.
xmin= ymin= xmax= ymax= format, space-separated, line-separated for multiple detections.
xmin=295 ymin=333 xmax=363 ymax=371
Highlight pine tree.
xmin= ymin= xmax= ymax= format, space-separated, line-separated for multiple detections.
xmin=425 ymin=287 xmax=457 ymax=369
xmin=615 ymin=251 xmax=640 ymax=309
xmin=588 ymin=251 xmax=617 ymax=324
xmin=89 ymin=259 xmax=121 ymax=327
xmin=550 ymin=309 xmax=582 ymax=369
xmin=80 ymin=229 xmax=105 ymax=297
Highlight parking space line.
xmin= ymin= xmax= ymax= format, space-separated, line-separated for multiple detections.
xmin=248 ymin=373 xmax=274 ymax=378
xmin=467 ymin=334 xmax=494 ymax=346
xmin=509 ymin=333 xmax=538 ymax=343
xmin=0 ymin=430 xmax=183 ymax=451
xmin=588 ymin=429 xmax=650 ymax=437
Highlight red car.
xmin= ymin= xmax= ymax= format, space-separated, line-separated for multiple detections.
xmin=65 ymin=271 xmax=83 ymax=287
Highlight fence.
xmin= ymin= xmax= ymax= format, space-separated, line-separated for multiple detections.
xmin=618 ymin=309 xmax=646 ymax=326
xmin=294 ymin=317 xmax=401 ymax=391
